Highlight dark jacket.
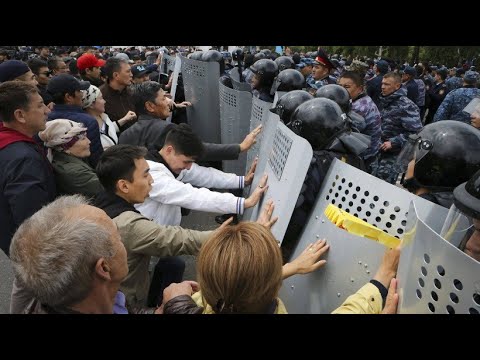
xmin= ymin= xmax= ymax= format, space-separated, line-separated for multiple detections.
xmin=118 ymin=114 xmax=241 ymax=162
xmin=99 ymin=83 xmax=135 ymax=131
xmin=48 ymin=104 xmax=103 ymax=168
xmin=0 ymin=126 xmax=56 ymax=256
xmin=52 ymin=151 xmax=103 ymax=198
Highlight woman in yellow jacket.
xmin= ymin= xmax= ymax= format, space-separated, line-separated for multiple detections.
xmin=159 ymin=215 xmax=399 ymax=314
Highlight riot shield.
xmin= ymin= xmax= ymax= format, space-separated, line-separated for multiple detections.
xmin=160 ymin=53 xmax=176 ymax=74
xmin=219 ymin=81 xmax=253 ymax=175
xmin=244 ymin=97 xmax=274 ymax=183
xmin=181 ymin=56 xmax=221 ymax=143
xmin=397 ymin=202 xmax=480 ymax=314
xmin=280 ymin=158 xmax=451 ymax=314
xmin=231 ymin=76 xmax=252 ymax=92
xmin=242 ymin=119 xmax=313 ymax=242
xmin=166 ymin=55 xmax=182 ymax=123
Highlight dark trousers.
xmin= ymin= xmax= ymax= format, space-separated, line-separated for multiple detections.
xmin=147 ymin=256 xmax=186 ymax=307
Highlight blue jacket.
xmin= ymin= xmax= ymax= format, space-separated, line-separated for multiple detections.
xmin=433 ymin=86 xmax=480 ymax=124
xmin=48 ymin=104 xmax=103 ymax=168
xmin=351 ymin=93 xmax=382 ymax=160
xmin=0 ymin=127 xmax=56 ymax=256
xmin=378 ymin=86 xmax=423 ymax=153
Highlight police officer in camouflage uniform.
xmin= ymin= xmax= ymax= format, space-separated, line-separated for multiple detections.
xmin=306 ymin=49 xmax=337 ymax=95
xmin=280 ymin=98 xmax=370 ymax=262
xmin=445 ymin=68 xmax=464 ymax=92
xmin=433 ymin=70 xmax=480 ymax=124
xmin=370 ymin=72 xmax=422 ymax=184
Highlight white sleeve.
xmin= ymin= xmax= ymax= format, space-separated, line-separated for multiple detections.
xmin=178 ymin=162 xmax=244 ymax=189
xmin=149 ymin=169 xmax=245 ymax=215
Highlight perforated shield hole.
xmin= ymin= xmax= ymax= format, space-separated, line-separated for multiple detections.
xmin=366 ymin=211 xmax=371 ymax=217
xmin=421 ymin=266 xmax=428 ymax=276
xmin=434 ymin=278 xmax=442 ymax=289
xmin=348 ymin=182 xmax=353 ymax=187
xmin=424 ymin=253 xmax=430 ymax=264
xmin=220 ymin=87 xmax=237 ymax=107
xmin=437 ymin=265 xmax=445 ymax=276
xmin=394 ymin=206 xmax=401 ymax=212
xmin=338 ymin=185 xmax=342 ymax=190
xmin=446 ymin=305 xmax=455 ymax=314
xmin=450 ymin=293 xmax=459 ymax=304
xmin=431 ymin=291 xmax=438 ymax=301
xmin=428 ymin=302 xmax=435 ymax=312
xmin=184 ymin=62 xmax=206 ymax=78
xmin=356 ymin=186 xmax=360 ymax=191
xmin=469 ymin=308 xmax=479 ymax=314
xmin=416 ymin=289 xmax=422 ymax=299
xmin=473 ymin=293 xmax=480 ymax=306
xmin=364 ymin=191 xmax=369 ymax=196
xmin=383 ymin=201 xmax=389 ymax=207
xmin=329 ymin=189 xmax=332 ymax=193
xmin=341 ymin=178 xmax=345 ymax=183
xmin=373 ymin=196 xmax=379 ymax=201
xmin=326 ymin=195 xmax=330 ymax=200
xmin=369 ymin=203 xmax=375 ymax=209
xmin=401 ymin=220 xmax=407 ymax=226
xmin=397 ymin=228 xmax=404 ymax=235
xmin=349 ymin=201 xmax=353 ymax=207
xmin=352 ymin=194 xmax=357 ymax=199
xmin=454 ymin=279 xmax=463 ymax=291
xmin=338 ymin=204 xmax=343 ymax=209
xmin=418 ymin=278 xmax=425 ymax=287
xmin=345 ymin=189 xmax=349 ymax=195
xmin=268 ymin=128 xmax=293 ymax=181
xmin=390 ymin=214 xmax=396 ymax=220
xmin=335 ymin=192 xmax=339 ymax=198
xmin=360 ymin=198 xmax=366 ymax=204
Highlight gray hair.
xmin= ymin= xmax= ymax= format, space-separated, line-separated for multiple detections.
xmin=9 ymin=195 xmax=116 ymax=308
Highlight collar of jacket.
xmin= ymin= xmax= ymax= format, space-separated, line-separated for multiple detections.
xmin=0 ymin=124 xmax=36 ymax=150
xmin=146 ymin=149 xmax=177 ymax=177
xmin=93 ymin=191 xmax=140 ymax=219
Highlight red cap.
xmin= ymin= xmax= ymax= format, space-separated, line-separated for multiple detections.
xmin=76 ymin=53 xmax=106 ymax=71
xmin=313 ymin=56 xmax=335 ymax=70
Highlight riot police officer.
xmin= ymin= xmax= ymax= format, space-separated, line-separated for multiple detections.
xmin=269 ymin=90 xmax=313 ymax=123
xmin=270 ymin=69 xmax=305 ymax=94
xmin=281 ymin=98 xmax=370 ymax=262
xmin=250 ymin=58 xmax=278 ymax=103
xmin=396 ymin=120 xmax=480 ymax=208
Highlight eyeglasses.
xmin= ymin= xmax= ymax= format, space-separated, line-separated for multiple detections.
xmin=39 ymin=70 xmax=53 ymax=76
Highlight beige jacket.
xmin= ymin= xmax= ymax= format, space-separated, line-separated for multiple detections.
xmin=113 ymin=210 xmax=212 ymax=307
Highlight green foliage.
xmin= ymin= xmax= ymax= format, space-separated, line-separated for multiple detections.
xmin=283 ymin=46 xmax=480 ymax=66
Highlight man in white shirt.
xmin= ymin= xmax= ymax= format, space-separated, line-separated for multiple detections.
xmin=135 ymin=123 xmax=267 ymax=226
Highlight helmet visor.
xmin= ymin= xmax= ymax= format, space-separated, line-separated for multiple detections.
xmin=395 ymin=134 xmax=433 ymax=174
xmin=440 ymin=203 xmax=474 ymax=248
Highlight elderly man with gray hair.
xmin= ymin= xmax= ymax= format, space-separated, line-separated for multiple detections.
xmin=9 ymin=195 xmax=159 ymax=314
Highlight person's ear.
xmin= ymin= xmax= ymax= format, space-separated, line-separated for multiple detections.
xmin=116 ymin=179 xmax=129 ymax=194
xmin=165 ymin=145 xmax=174 ymax=155
xmin=13 ymin=108 xmax=26 ymax=124
xmin=95 ymin=258 xmax=111 ymax=281
xmin=145 ymin=100 xmax=156 ymax=113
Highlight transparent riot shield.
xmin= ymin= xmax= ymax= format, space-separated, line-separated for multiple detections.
xmin=219 ymin=81 xmax=253 ymax=175
xmin=397 ymin=202 xmax=480 ymax=314
xmin=280 ymin=158 xmax=451 ymax=314
xmin=166 ymin=55 xmax=182 ymax=123
xmin=181 ymin=56 xmax=221 ymax=143
xmin=242 ymin=119 xmax=313 ymax=242
xmin=160 ymin=53 xmax=176 ymax=74
xmin=244 ymin=97 xmax=274 ymax=183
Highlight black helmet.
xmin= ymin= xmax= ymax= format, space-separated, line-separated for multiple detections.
xmin=270 ymin=69 xmax=305 ymax=94
xmin=189 ymin=51 xmax=203 ymax=61
xmin=314 ymin=84 xmax=351 ymax=113
xmin=398 ymin=121 xmax=480 ymax=191
xmin=260 ymin=49 xmax=272 ymax=57
xmin=274 ymin=56 xmax=295 ymax=72
xmin=232 ymin=48 xmax=244 ymax=62
xmin=253 ymin=52 xmax=266 ymax=62
xmin=454 ymin=169 xmax=480 ymax=219
xmin=288 ymin=98 xmax=348 ymax=150
xmin=250 ymin=59 xmax=278 ymax=82
xmin=202 ymin=50 xmax=225 ymax=75
xmin=269 ymin=90 xmax=313 ymax=123
xmin=219 ymin=75 xmax=233 ymax=89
